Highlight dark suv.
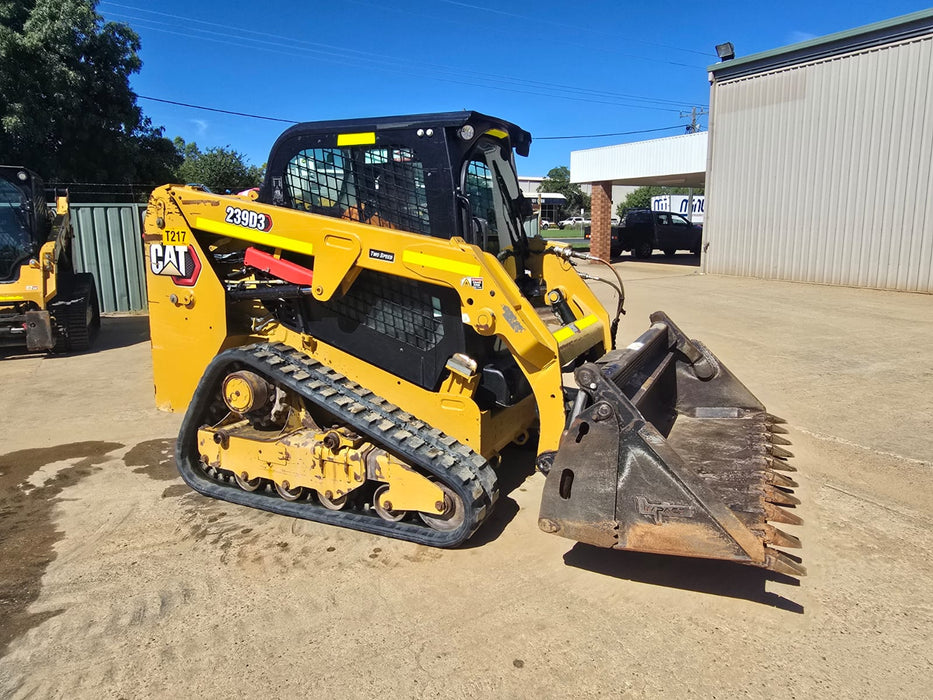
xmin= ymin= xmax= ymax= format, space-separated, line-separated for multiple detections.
xmin=615 ymin=209 xmax=702 ymax=258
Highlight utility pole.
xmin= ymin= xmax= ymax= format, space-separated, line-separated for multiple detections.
xmin=680 ymin=106 xmax=708 ymax=134
xmin=680 ymin=106 xmax=708 ymax=226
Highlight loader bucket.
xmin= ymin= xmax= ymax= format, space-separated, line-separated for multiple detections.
xmin=538 ymin=312 xmax=805 ymax=576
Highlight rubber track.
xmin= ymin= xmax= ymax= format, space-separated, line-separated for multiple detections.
xmin=175 ymin=342 xmax=499 ymax=547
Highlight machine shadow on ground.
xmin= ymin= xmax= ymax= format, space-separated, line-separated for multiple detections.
xmin=463 ymin=443 xmax=537 ymax=548
xmin=85 ymin=315 xmax=150 ymax=352
xmin=563 ymin=542 xmax=804 ymax=613
xmin=610 ymin=253 xmax=701 ymax=267
xmin=0 ymin=315 xmax=150 ymax=361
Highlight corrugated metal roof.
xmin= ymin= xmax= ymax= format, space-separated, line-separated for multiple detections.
xmin=709 ymin=8 xmax=933 ymax=81
xmin=570 ymin=131 xmax=707 ymax=186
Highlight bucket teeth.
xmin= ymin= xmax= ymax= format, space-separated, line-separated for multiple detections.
xmin=768 ymin=457 xmax=797 ymax=472
xmin=766 ymin=413 xmax=788 ymax=425
xmin=769 ymin=435 xmax=793 ymax=446
xmin=765 ymin=549 xmax=807 ymax=576
xmin=769 ymin=445 xmax=795 ymax=459
xmin=765 ymin=485 xmax=801 ymax=506
xmin=757 ymin=524 xmax=802 ymax=549
xmin=764 ymin=502 xmax=803 ymax=526
xmin=768 ymin=424 xmax=790 ymax=435
xmin=766 ymin=471 xmax=799 ymax=489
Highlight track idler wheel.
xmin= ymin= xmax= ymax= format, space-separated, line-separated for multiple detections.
xmin=418 ymin=483 xmax=465 ymax=532
xmin=222 ymin=371 xmax=272 ymax=413
xmin=235 ymin=472 xmax=263 ymax=492
xmin=317 ymin=491 xmax=348 ymax=510
xmin=275 ymin=481 xmax=304 ymax=501
xmin=373 ymin=484 xmax=406 ymax=522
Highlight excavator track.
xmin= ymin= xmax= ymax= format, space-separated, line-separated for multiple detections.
xmin=175 ymin=342 xmax=498 ymax=547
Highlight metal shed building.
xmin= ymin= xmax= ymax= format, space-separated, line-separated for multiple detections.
xmin=704 ymin=9 xmax=933 ymax=292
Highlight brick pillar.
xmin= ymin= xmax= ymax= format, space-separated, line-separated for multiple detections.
xmin=590 ymin=181 xmax=613 ymax=261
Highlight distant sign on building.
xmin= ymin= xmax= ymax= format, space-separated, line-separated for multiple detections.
xmin=651 ymin=194 xmax=704 ymax=223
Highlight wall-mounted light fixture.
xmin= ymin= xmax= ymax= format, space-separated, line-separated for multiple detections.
xmin=715 ymin=42 xmax=735 ymax=61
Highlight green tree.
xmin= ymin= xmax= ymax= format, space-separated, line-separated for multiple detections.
xmin=537 ymin=166 xmax=590 ymax=219
xmin=174 ymin=138 xmax=264 ymax=193
xmin=0 ymin=0 xmax=179 ymax=183
xmin=616 ymin=185 xmax=705 ymax=218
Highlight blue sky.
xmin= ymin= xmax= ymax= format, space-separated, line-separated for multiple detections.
xmin=99 ymin=0 xmax=931 ymax=178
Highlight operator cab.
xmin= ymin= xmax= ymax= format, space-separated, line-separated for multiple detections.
xmin=0 ymin=167 xmax=49 ymax=283
xmin=256 ymin=112 xmax=536 ymax=401
xmin=260 ymin=111 xmax=533 ymax=263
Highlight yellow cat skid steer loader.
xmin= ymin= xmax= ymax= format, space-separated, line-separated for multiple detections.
xmin=143 ymin=112 xmax=803 ymax=576
xmin=0 ymin=166 xmax=100 ymax=352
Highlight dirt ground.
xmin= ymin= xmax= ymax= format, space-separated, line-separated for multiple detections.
xmin=1 ymin=258 xmax=930 ymax=699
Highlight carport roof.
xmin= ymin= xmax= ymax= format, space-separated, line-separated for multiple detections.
xmin=570 ymin=131 xmax=707 ymax=188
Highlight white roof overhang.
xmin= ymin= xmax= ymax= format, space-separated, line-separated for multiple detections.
xmin=570 ymin=131 xmax=707 ymax=188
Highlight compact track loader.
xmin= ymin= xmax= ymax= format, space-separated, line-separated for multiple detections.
xmin=0 ymin=166 xmax=100 ymax=352
xmin=143 ymin=112 xmax=803 ymax=575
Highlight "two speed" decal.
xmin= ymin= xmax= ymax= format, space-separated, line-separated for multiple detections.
xmin=225 ymin=206 xmax=273 ymax=232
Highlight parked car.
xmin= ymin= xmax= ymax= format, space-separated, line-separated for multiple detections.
xmin=540 ymin=219 xmax=554 ymax=230
xmin=580 ymin=216 xmax=621 ymax=231
xmin=558 ymin=216 xmax=590 ymax=229
xmin=615 ymin=209 xmax=702 ymax=258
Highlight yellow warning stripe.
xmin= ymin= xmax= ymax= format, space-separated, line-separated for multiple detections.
xmin=0 ymin=295 xmax=25 ymax=301
xmin=402 ymin=250 xmax=481 ymax=277
xmin=195 ymin=217 xmax=314 ymax=256
xmin=553 ymin=326 xmax=575 ymax=342
xmin=553 ymin=314 xmax=599 ymax=342
xmin=337 ymin=131 xmax=376 ymax=146
xmin=486 ymin=128 xmax=509 ymax=140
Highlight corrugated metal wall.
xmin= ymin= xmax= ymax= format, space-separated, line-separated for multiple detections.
xmin=71 ymin=203 xmax=148 ymax=312
xmin=705 ymin=34 xmax=933 ymax=292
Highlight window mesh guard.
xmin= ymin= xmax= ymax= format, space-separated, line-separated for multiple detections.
xmin=285 ymin=146 xmax=431 ymax=235
xmin=322 ymin=270 xmax=444 ymax=351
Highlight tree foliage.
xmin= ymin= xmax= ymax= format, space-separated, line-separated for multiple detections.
xmin=174 ymin=138 xmax=264 ymax=193
xmin=0 ymin=0 xmax=179 ymax=183
xmin=616 ymin=185 xmax=705 ymax=218
xmin=537 ymin=166 xmax=591 ymax=218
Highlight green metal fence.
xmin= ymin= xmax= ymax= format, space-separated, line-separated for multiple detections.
xmin=71 ymin=203 xmax=148 ymax=313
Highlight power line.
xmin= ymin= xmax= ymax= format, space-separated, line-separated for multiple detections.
xmin=104 ymin=0 xmax=712 ymax=68
xmin=137 ymin=95 xmax=299 ymax=124
xmin=435 ymin=0 xmax=717 ymax=58
xmin=102 ymin=3 xmax=708 ymax=112
xmin=119 ymin=14 xmax=699 ymax=113
xmin=136 ymin=93 xmax=685 ymax=142
xmin=536 ymin=125 xmax=686 ymax=140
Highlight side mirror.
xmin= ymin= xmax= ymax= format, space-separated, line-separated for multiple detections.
xmin=517 ymin=194 xmax=533 ymax=219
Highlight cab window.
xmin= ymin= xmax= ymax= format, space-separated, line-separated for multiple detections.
xmin=0 ymin=177 xmax=34 ymax=280
xmin=462 ymin=138 xmax=522 ymax=255
xmin=284 ymin=146 xmax=431 ymax=235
